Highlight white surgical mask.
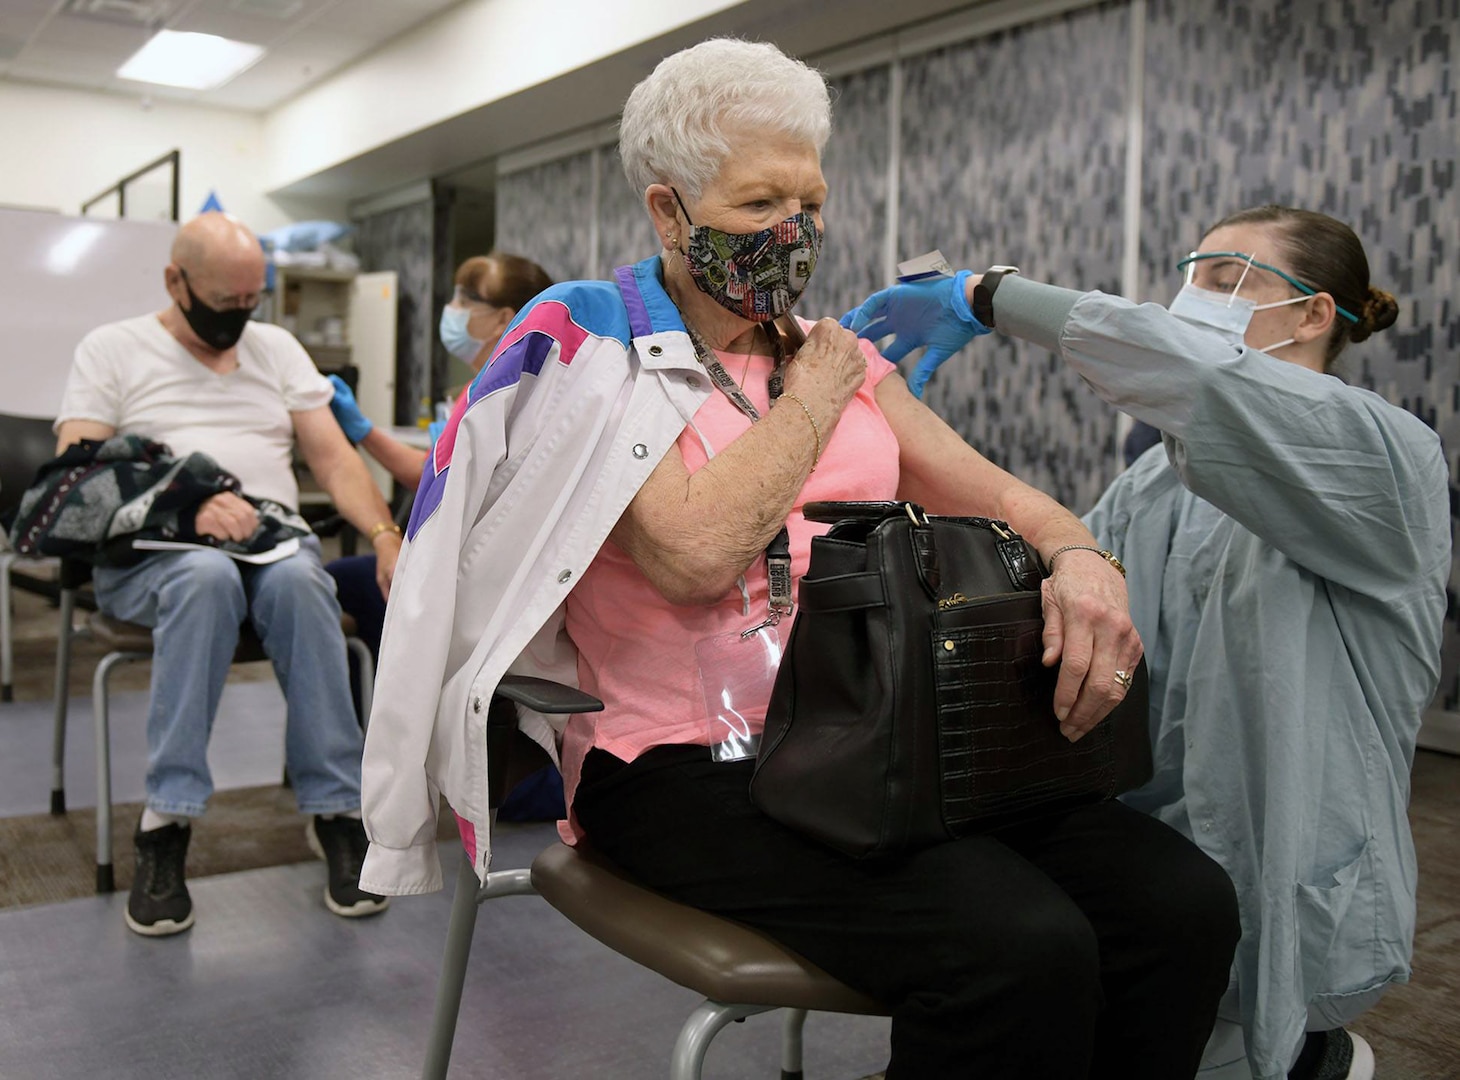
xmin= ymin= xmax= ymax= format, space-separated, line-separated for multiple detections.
xmin=1168 ymin=283 xmax=1311 ymax=349
xmin=439 ymin=305 xmax=487 ymax=363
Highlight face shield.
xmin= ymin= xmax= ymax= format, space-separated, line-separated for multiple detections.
xmin=1167 ymin=251 xmax=1352 ymax=350
xmin=439 ymin=285 xmax=501 ymax=363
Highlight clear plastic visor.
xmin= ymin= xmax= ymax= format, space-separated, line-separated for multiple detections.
xmin=1176 ymin=251 xmax=1358 ymax=322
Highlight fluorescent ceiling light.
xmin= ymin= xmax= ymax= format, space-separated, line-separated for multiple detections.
xmin=117 ymin=29 xmax=265 ymax=91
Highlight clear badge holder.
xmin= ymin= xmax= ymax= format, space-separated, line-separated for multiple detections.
xmin=695 ymin=623 xmax=783 ymax=762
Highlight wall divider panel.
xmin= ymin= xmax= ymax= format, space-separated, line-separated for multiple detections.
xmin=494 ymin=149 xmax=598 ymax=285
xmin=897 ymin=2 xmax=1133 ymax=512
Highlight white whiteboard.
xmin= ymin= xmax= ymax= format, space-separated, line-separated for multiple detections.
xmin=0 ymin=209 xmax=177 ymax=419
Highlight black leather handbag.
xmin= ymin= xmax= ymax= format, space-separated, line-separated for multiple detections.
xmin=750 ymin=501 xmax=1152 ymax=859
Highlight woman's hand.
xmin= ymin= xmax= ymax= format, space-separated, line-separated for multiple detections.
xmin=1039 ymin=550 xmax=1144 ymax=741
xmin=782 ymin=318 xmax=868 ymax=422
xmin=327 ymin=374 xmax=374 ymax=445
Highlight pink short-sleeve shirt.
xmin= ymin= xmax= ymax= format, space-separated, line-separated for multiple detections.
xmin=559 ymin=336 xmax=901 ymax=840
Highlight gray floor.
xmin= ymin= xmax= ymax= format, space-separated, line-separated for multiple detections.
xmin=0 ymin=825 xmax=893 ymax=1080
xmin=0 ymin=583 xmax=891 ymax=1078
xmin=0 ymin=678 xmax=288 ymax=816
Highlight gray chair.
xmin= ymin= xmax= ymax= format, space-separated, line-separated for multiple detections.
xmin=50 ymin=569 xmax=374 ymax=893
xmin=422 ymin=675 xmax=888 ymax=1080
xmin=0 ymin=412 xmax=64 ymax=704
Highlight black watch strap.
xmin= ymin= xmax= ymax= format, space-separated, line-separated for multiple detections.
xmin=972 ymin=265 xmax=1020 ymax=329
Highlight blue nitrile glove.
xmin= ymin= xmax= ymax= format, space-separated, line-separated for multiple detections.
xmin=327 ymin=374 xmax=373 ymax=444
xmin=839 ymin=269 xmax=991 ymax=398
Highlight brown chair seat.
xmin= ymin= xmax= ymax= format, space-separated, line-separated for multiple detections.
xmin=530 ymin=841 xmax=887 ymax=1014
xmin=88 ymin=611 xmax=361 ymax=664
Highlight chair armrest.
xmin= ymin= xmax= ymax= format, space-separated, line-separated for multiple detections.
xmin=493 ymin=674 xmax=603 ymax=717
xmin=484 ymin=676 xmax=602 ymax=809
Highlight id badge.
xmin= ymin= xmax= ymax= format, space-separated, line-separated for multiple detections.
xmin=694 ymin=624 xmax=783 ymax=762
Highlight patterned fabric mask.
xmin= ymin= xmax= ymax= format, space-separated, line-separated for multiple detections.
xmin=674 ymin=189 xmax=821 ymax=322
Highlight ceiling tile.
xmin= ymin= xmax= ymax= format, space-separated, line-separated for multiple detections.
xmin=170 ymin=0 xmax=339 ymax=46
xmin=0 ymin=1 xmax=63 ymax=44
xmin=0 ymin=0 xmax=473 ymax=111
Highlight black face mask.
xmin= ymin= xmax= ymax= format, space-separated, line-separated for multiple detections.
xmin=179 ymin=271 xmax=254 ymax=351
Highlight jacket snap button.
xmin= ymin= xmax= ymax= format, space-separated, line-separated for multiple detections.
xmin=943 ymin=640 xmax=956 ymax=652
xmin=687 ymin=375 xmax=702 ymax=389
xmin=558 ymin=569 xmax=573 ymax=584
xmin=472 ymin=697 xmax=482 ymax=713
xmin=632 ymin=443 xmax=648 ymax=459
xmin=648 ymin=345 xmax=663 ymax=356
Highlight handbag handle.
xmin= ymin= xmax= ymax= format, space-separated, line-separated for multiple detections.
xmin=804 ymin=500 xmax=1045 ymax=593
xmin=803 ymin=500 xmax=924 ymax=525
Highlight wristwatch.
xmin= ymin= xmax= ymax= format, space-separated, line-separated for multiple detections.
xmin=972 ymin=265 xmax=1020 ymax=329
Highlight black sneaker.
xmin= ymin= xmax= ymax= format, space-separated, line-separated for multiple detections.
xmin=125 ymin=822 xmax=195 ymax=937
xmin=1288 ymin=1029 xmax=1375 ymax=1080
xmin=306 ymin=815 xmax=389 ymax=918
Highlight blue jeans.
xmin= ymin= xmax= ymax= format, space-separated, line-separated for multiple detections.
xmin=93 ymin=536 xmax=363 ymax=818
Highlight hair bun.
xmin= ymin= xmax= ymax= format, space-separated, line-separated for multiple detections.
xmin=1351 ymin=287 xmax=1398 ymax=342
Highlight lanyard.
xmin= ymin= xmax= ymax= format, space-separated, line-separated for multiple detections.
xmin=683 ymin=324 xmax=795 ymax=634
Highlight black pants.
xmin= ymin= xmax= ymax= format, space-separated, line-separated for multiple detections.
xmin=574 ymin=746 xmax=1240 ymax=1080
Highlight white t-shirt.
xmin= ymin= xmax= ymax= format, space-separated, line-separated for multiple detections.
xmin=56 ymin=314 xmax=332 ymax=510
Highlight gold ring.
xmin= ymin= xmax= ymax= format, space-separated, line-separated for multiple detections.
xmin=1114 ymin=669 xmax=1133 ymax=690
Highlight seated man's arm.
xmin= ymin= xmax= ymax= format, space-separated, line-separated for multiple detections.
xmin=293 ymin=404 xmax=401 ymax=598
xmin=54 ymin=419 xmax=116 ymax=455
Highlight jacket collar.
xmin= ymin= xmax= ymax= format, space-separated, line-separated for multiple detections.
xmin=616 ymin=256 xmax=683 ymax=334
xmin=615 ymin=256 xmax=703 ymax=373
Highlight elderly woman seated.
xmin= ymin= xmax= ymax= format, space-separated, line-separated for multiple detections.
xmin=360 ymin=38 xmax=1241 ymax=1079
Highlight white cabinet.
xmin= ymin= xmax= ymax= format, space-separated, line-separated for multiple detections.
xmin=349 ymin=272 xmax=399 ymax=494
xmin=258 ymin=265 xmax=399 ymax=495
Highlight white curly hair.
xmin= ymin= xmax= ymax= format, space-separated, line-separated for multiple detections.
xmin=618 ymin=38 xmax=833 ymax=200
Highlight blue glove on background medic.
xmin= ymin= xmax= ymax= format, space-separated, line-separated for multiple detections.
xmin=839 ymin=269 xmax=991 ymax=398
xmin=327 ymin=374 xmax=374 ymax=444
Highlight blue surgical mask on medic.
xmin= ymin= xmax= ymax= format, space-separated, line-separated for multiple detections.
xmin=439 ymin=304 xmax=487 ymax=363
xmin=1169 ymin=250 xmax=1355 ymax=353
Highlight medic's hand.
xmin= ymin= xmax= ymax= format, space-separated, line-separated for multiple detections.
xmin=839 ymin=270 xmax=990 ymax=398
xmin=327 ymin=374 xmax=374 ymax=445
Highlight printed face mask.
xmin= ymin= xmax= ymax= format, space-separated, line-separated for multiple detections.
xmin=439 ymin=305 xmax=488 ymax=363
xmin=179 ymin=272 xmax=254 ymax=351
xmin=674 ymin=188 xmax=821 ymax=322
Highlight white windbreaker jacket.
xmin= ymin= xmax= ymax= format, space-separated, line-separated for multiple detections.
xmin=359 ymin=258 xmax=713 ymax=895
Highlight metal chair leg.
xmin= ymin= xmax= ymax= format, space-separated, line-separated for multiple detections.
xmin=1 ymin=551 xmax=13 ymax=703
xmin=670 ymin=1001 xmax=777 ymax=1080
xmin=424 ymin=854 xmax=486 ymax=1080
xmin=780 ymin=1009 xmax=809 ymax=1080
xmin=93 ymin=649 xmax=145 ymax=893
xmin=421 ymin=847 xmax=538 ymax=1080
xmin=345 ymin=636 xmax=374 ymax=731
xmin=49 ymin=585 xmax=76 ymax=814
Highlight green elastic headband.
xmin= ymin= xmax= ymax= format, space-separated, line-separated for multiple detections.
xmin=1176 ymin=251 xmax=1360 ymax=323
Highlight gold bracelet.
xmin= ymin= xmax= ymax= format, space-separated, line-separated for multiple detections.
xmin=367 ymin=521 xmax=402 ymax=542
xmin=780 ymin=393 xmax=821 ymax=471
xmin=1048 ymin=544 xmax=1125 ymax=577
